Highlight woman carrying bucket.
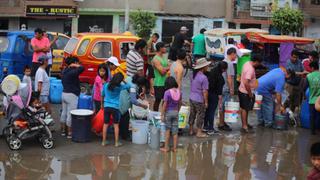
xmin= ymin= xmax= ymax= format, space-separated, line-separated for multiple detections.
xmin=189 ymin=58 xmax=210 ymax=138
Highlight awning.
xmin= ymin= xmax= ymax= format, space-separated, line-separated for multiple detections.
xmin=246 ymin=32 xmax=315 ymax=44
xmin=205 ymin=28 xmax=269 ymax=36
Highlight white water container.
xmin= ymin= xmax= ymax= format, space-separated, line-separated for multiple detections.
xmin=224 ymin=101 xmax=240 ymax=123
xmin=132 ymin=120 xmax=149 ymax=144
xmin=253 ymin=95 xmax=263 ymax=110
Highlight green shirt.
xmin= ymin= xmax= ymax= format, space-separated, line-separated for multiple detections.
xmin=192 ymin=34 xmax=206 ymax=56
xmin=153 ymin=55 xmax=168 ymax=87
xmin=307 ymin=71 xmax=320 ymax=104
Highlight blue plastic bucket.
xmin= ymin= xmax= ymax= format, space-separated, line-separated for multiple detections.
xmin=132 ymin=120 xmax=149 ymax=144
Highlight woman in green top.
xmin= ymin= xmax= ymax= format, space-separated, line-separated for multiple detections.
xmin=152 ymin=42 xmax=169 ymax=111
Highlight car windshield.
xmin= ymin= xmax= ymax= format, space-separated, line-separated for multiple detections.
xmin=64 ymin=37 xmax=79 ymax=54
xmin=0 ymin=36 xmax=9 ymax=53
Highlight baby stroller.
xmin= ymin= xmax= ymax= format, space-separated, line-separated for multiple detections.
xmin=1 ymin=75 xmax=54 ymax=150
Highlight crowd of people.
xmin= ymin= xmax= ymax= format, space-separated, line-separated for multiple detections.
xmin=8 ymin=27 xmax=320 ymax=154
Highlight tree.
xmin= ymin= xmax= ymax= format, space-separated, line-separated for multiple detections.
xmin=130 ymin=10 xmax=157 ymax=40
xmin=271 ymin=6 xmax=304 ymax=35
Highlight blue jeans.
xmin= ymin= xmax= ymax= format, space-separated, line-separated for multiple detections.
xmin=257 ymin=95 xmax=274 ymax=126
xmin=204 ymin=92 xmax=219 ymax=130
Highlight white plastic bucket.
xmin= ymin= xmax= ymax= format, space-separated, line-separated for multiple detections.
xmin=253 ymin=95 xmax=263 ymax=110
xmin=224 ymin=102 xmax=240 ymax=123
xmin=132 ymin=120 xmax=149 ymax=144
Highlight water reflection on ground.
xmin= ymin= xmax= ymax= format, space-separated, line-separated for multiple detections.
xmin=0 ymin=128 xmax=316 ymax=180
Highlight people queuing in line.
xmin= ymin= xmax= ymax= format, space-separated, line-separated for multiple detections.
xmin=188 ymin=58 xmax=210 ymax=138
xmin=126 ymin=39 xmax=147 ymax=77
xmin=161 ymin=77 xmax=182 ymax=152
xmin=238 ymin=55 xmax=262 ymax=133
xmin=147 ymin=33 xmax=160 ymax=95
xmin=286 ymin=50 xmax=307 ymax=112
xmin=34 ymin=55 xmax=51 ymax=114
xmin=60 ymin=56 xmax=84 ymax=139
xmin=101 ymin=73 xmax=131 ymax=147
xmin=14 ymin=26 xmax=320 ymax=151
xmin=204 ymin=61 xmax=228 ymax=135
xmin=256 ymin=67 xmax=292 ymax=128
xmin=93 ymin=63 xmax=109 ymax=113
xmin=170 ymin=49 xmax=187 ymax=89
xmin=152 ymin=42 xmax=170 ymax=111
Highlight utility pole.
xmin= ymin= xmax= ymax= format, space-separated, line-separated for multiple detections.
xmin=125 ymin=0 xmax=129 ymax=31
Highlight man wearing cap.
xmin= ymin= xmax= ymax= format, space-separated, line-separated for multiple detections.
xmin=106 ymin=56 xmax=127 ymax=79
xmin=168 ymin=26 xmax=191 ymax=61
xmin=31 ymin=28 xmax=50 ymax=77
xmin=192 ymin=28 xmax=207 ymax=60
xmin=35 ymin=55 xmax=50 ymax=113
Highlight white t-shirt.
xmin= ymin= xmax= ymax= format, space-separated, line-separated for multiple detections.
xmin=35 ymin=67 xmax=50 ymax=96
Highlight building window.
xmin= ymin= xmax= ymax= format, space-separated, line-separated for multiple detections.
xmin=228 ymin=22 xmax=236 ymax=29
xmin=311 ymin=0 xmax=320 ymax=5
xmin=0 ymin=19 xmax=9 ymax=30
xmin=213 ymin=21 xmax=222 ymax=29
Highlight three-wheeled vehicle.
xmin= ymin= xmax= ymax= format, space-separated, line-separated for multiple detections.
xmin=204 ymin=28 xmax=269 ymax=60
xmin=0 ymin=31 xmax=69 ymax=79
xmin=246 ymin=32 xmax=316 ymax=68
xmin=63 ymin=32 xmax=139 ymax=85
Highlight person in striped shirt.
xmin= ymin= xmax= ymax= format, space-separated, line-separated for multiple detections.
xmin=126 ymin=39 xmax=147 ymax=77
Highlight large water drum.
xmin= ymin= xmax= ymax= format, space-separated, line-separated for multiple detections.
xmin=71 ymin=109 xmax=94 ymax=143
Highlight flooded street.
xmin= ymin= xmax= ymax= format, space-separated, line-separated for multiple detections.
xmin=0 ymin=126 xmax=317 ymax=180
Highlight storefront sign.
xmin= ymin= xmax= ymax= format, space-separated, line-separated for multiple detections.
xmin=26 ymin=6 xmax=77 ymax=17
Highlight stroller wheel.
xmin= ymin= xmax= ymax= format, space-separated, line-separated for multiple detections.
xmin=42 ymin=138 xmax=54 ymax=149
xmin=8 ymin=136 xmax=22 ymax=150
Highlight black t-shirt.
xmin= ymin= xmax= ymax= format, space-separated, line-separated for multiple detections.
xmin=62 ymin=66 xmax=84 ymax=96
xmin=205 ymin=65 xmax=225 ymax=95
xmin=171 ymin=33 xmax=187 ymax=49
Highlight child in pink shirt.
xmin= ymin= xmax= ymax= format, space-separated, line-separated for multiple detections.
xmin=93 ymin=64 xmax=109 ymax=113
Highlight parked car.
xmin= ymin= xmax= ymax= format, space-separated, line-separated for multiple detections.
xmin=63 ymin=32 xmax=139 ymax=85
xmin=0 ymin=31 xmax=69 ymax=80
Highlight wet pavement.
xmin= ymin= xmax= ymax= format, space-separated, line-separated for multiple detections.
xmin=0 ymin=74 xmax=317 ymax=180
xmin=0 ymin=115 xmax=318 ymax=180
